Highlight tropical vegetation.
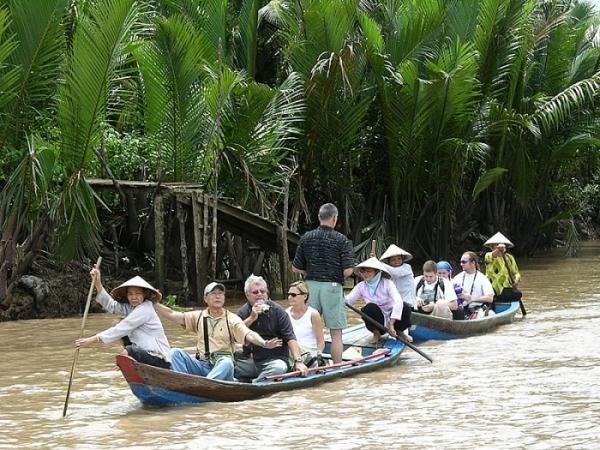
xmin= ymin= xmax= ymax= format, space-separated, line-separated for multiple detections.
xmin=1 ymin=0 xmax=599 ymax=308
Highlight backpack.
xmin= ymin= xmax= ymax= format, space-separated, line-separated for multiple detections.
xmin=415 ymin=277 xmax=445 ymax=303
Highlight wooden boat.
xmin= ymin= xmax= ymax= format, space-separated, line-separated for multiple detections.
xmin=409 ymin=301 xmax=522 ymax=341
xmin=116 ymin=325 xmax=405 ymax=407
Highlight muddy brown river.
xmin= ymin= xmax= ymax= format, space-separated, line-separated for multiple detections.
xmin=1 ymin=243 xmax=599 ymax=449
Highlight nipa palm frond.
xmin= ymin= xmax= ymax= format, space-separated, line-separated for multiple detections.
xmin=0 ymin=6 xmax=20 ymax=113
xmin=3 ymin=0 xmax=68 ymax=142
xmin=135 ymin=13 xmax=213 ymax=182
xmin=57 ymin=0 xmax=141 ymax=173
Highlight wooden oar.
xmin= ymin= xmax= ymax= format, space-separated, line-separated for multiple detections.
xmin=345 ymin=302 xmax=433 ymax=363
xmin=62 ymin=256 xmax=102 ymax=418
xmin=500 ymin=253 xmax=527 ymax=316
xmin=265 ymin=348 xmax=391 ymax=381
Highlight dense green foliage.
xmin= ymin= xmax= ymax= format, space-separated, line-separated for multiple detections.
xmin=1 ymin=0 xmax=599 ymax=278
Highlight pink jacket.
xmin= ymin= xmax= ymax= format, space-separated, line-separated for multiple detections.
xmin=345 ymin=278 xmax=404 ymax=325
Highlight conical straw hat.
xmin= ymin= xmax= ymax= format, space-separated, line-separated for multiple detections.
xmin=356 ymin=257 xmax=391 ymax=278
xmin=484 ymin=232 xmax=514 ymax=248
xmin=110 ymin=276 xmax=162 ymax=303
xmin=380 ymin=244 xmax=413 ymax=262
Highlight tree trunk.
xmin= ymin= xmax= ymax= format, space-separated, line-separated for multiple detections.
xmin=176 ymin=200 xmax=190 ymax=302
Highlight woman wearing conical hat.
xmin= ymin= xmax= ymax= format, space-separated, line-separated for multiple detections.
xmin=483 ymin=232 xmax=522 ymax=302
xmin=345 ymin=257 xmax=413 ymax=343
xmin=379 ymin=244 xmax=416 ymax=308
xmin=75 ymin=265 xmax=171 ymax=369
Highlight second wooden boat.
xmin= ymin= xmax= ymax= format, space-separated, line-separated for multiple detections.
xmin=409 ymin=301 xmax=522 ymax=341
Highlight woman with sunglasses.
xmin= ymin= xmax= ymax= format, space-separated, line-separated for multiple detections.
xmin=451 ymin=251 xmax=495 ymax=318
xmin=286 ymin=281 xmax=325 ymax=363
xmin=345 ymin=257 xmax=412 ymax=343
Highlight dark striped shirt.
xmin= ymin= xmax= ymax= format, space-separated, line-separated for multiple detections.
xmin=293 ymin=226 xmax=354 ymax=284
xmin=237 ymin=300 xmax=295 ymax=362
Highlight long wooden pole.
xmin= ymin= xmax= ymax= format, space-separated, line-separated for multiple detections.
xmin=265 ymin=348 xmax=391 ymax=381
xmin=62 ymin=256 xmax=102 ymax=417
xmin=210 ymin=40 xmax=224 ymax=279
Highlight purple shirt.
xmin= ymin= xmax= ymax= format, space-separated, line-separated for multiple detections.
xmin=345 ymin=278 xmax=404 ymax=325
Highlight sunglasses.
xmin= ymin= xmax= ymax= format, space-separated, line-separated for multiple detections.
xmin=250 ymin=289 xmax=267 ymax=295
xmin=287 ymin=292 xmax=306 ymax=297
xmin=460 ymin=259 xmax=472 ymax=264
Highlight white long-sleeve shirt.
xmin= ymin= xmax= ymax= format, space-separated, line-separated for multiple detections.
xmin=95 ymin=289 xmax=171 ymax=362
xmin=383 ymin=263 xmax=416 ymax=307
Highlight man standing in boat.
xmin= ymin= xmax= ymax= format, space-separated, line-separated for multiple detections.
xmin=235 ymin=275 xmax=309 ymax=382
xmin=292 ymin=203 xmax=354 ymax=364
xmin=154 ymin=282 xmax=282 ymax=381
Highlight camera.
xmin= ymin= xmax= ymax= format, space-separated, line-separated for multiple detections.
xmin=257 ymin=301 xmax=270 ymax=312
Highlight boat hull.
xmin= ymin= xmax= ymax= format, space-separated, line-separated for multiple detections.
xmin=117 ymin=326 xmax=405 ymax=407
xmin=409 ymin=301 xmax=521 ymax=341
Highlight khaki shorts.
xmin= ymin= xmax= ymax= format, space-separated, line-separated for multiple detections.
xmin=306 ymin=280 xmax=347 ymax=329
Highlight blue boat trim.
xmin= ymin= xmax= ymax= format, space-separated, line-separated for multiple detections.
xmin=409 ymin=301 xmax=521 ymax=341
xmin=117 ymin=325 xmax=405 ymax=406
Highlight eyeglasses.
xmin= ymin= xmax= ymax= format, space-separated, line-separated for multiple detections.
xmin=287 ymin=292 xmax=306 ymax=297
xmin=250 ymin=289 xmax=267 ymax=295
xmin=460 ymin=260 xmax=472 ymax=264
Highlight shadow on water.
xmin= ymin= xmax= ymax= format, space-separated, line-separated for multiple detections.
xmin=1 ymin=243 xmax=599 ymax=449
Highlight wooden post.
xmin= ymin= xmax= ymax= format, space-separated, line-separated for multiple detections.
xmin=176 ymin=198 xmax=190 ymax=301
xmin=110 ymin=224 xmax=119 ymax=274
xmin=203 ymin=193 xmax=210 ymax=249
xmin=276 ymin=225 xmax=288 ymax=296
xmin=192 ymin=192 xmax=207 ymax=298
xmin=211 ymin=193 xmax=218 ymax=279
xmin=154 ymin=194 xmax=166 ymax=293
xmin=280 ymin=177 xmax=290 ymax=294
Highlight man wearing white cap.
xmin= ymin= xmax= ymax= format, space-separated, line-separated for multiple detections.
xmin=75 ymin=266 xmax=171 ymax=369
xmin=154 ymin=282 xmax=282 ymax=380
xmin=484 ymin=232 xmax=522 ymax=303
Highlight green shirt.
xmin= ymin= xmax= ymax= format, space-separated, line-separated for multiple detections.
xmin=484 ymin=252 xmax=520 ymax=294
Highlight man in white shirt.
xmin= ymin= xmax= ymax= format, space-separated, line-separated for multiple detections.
xmin=452 ymin=251 xmax=495 ymax=314
xmin=414 ymin=260 xmax=457 ymax=319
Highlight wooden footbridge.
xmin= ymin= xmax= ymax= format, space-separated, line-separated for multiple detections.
xmin=88 ymin=179 xmax=299 ymax=298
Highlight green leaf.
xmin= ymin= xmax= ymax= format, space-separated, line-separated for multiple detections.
xmin=472 ymin=167 xmax=508 ymax=198
xmin=539 ymin=209 xmax=578 ymax=229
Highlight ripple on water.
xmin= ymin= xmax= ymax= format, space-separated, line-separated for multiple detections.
xmin=2 ymin=246 xmax=600 ymax=448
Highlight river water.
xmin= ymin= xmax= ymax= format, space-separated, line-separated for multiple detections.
xmin=1 ymin=244 xmax=599 ymax=449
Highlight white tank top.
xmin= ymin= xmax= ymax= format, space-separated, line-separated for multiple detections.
xmin=286 ymin=306 xmax=318 ymax=350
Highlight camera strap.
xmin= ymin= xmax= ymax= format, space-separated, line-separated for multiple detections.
xmin=197 ymin=312 xmax=234 ymax=361
xmin=202 ymin=315 xmax=210 ymax=361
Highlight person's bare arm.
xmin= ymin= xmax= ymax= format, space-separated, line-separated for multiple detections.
xmin=244 ymin=331 xmax=282 ymax=349
xmin=288 ymin=339 xmax=308 ymax=376
xmin=243 ymin=304 xmax=262 ymax=327
xmin=292 ymin=265 xmax=307 ymax=276
xmin=154 ymin=303 xmax=185 ymax=325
